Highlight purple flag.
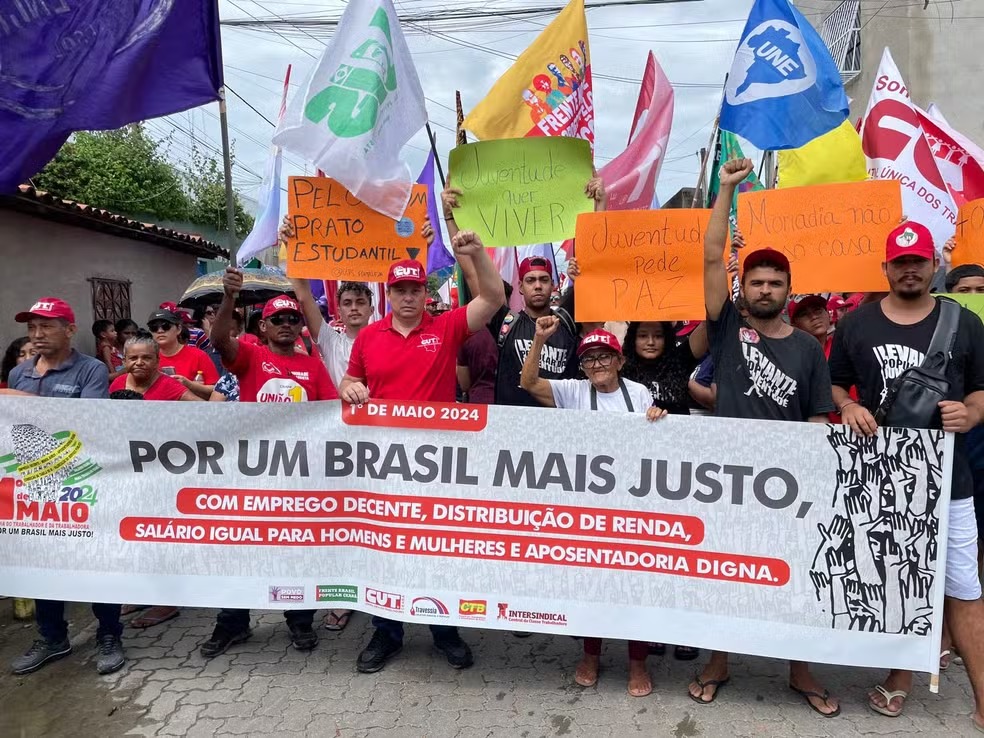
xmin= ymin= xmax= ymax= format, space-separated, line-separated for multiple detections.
xmin=417 ymin=150 xmax=455 ymax=274
xmin=0 ymin=0 xmax=223 ymax=192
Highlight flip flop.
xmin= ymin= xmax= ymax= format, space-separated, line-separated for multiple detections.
xmin=790 ymin=685 xmax=841 ymax=718
xmin=130 ymin=606 xmax=180 ymax=629
xmin=323 ymin=610 xmax=352 ymax=631
xmin=689 ymin=676 xmax=729 ymax=705
xmin=868 ymin=684 xmax=907 ymax=717
xmin=121 ymin=604 xmax=149 ymax=616
xmin=674 ymin=645 xmax=700 ymax=661
xmin=941 ymin=649 xmax=952 ymax=671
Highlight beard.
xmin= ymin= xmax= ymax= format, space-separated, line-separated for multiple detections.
xmin=746 ymin=298 xmax=785 ymax=320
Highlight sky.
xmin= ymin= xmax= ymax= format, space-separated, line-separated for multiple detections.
xmin=150 ymin=0 xmax=763 ymax=216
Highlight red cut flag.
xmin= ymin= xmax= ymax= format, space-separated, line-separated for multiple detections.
xmin=598 ymin=52 xmax=674 ymax=211
xmin=915 ymin=106 xmax=984 ymax=207
xmin=860 ymin=48 xmax=956 ymax=248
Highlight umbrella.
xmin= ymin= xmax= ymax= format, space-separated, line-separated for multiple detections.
xmin=179 ymin=266 xmax=294 ymax=308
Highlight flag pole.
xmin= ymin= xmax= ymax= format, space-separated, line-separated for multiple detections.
xmin=694 ymin=75 xmax=728 ymax=208
xmin=218 ymin=87 xmax=238 ymax=261
xmin=425 ymin=122 xmax=446 ymax=189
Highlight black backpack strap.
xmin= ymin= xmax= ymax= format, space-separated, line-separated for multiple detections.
xmin=496 ymin=309 xmax=520 ymax=349
xmin=553 ymin=306 xmax=577 ymax=337
xmin=926 ymin=297 xmax=960 ymax=370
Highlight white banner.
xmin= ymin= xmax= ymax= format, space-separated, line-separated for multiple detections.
xmin=0 ymin=398 xmax=951 ymax=674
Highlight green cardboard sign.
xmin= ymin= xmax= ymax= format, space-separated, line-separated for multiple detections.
xmin=448 ymin=137 xmax=594 ymax=247
xmin=944 ymin=293 xmax=984 ymax=321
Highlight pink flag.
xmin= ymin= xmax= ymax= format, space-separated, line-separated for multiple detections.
xmin=915 ymin=106 xmax=984 ymax=206
xmin=598 ymin=52 xmax=674 ymax=211
xmin=860 ymin=48 xmax=956 ymax=249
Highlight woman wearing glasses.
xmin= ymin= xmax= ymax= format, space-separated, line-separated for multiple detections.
xmin=146 ymin=309 xmax=218 ymax=400
xmin=520 ymin=316 xmax=665 ymax=698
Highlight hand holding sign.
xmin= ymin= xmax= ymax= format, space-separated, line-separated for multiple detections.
xmin=448 ymin=137 xmax=594 ymax=247
xmin=223 ymin=266 xmax=244 ymax=298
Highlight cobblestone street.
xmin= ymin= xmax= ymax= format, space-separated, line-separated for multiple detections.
xmin=0 ymin=606 xmax=979 ymax=737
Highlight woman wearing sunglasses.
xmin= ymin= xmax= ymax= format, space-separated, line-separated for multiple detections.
xmin=146 ymin=309 xmax=218 ymax=400
xmin=520 ymin=316 xmax=666 ymax=698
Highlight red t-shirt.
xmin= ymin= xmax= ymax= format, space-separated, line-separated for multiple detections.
xmin=159 ymin=345 xmax=219 ymax=384
xmin=226 ymin=339 xmax=337 ymax=403
xmin=110 ymin=373 xmax=186 ymax=401
xmin=347 ymin=307 xmax=472 ymax=402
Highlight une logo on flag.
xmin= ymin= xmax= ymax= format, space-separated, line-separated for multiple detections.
xmin=726 ymin=20 xmax=817 ymax=105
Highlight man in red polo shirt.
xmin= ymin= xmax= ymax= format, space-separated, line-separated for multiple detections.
xmin=196 ymin=283 xmax=337 ymax=659
xmin=339 ymin=229 xmax=504 ymax=673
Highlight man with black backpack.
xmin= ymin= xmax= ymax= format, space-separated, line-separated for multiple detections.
xmin=442 ymin=179 xmax=604 ymax=406
xmin=829 ymin=220 xmax=984 ymax=730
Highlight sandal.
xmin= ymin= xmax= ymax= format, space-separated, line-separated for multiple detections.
xmin=941 ymin=649 xmax=952 ymax=671
xmin=868 ymin=684 xmax=908 ymax=717
xmin=131 ymin=606 xmax=180 ymax=629
xmin=575 ymin=657 xmax=599 ymax=687
xmin=323 ymin=609 xmax=352 ymax=631
xmin=674 ymin=645 xmax=700 ymax=661
xmin=790 ymin=684 xmax=841 ymax=717
xmin=688 ymin=675 xmax=729 ymax=705
xmin=121 ymin=604 xmax=149 ymax=616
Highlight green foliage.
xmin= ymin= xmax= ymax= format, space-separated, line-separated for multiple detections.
xmin=33 ymin=125 xmax=255 ymax=239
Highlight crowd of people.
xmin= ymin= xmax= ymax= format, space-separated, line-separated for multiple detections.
xmin=3 ymin=159 xmax=984 ymax=731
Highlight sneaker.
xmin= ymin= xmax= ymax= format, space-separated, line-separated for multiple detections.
xmin=433 ymin=633 xmax=473 ymax=669
xmin=288 ymin=622 xmax=318 ymax=651
xmin=356 ymin=629 xmax=402 ymax=673
xmin=11 ymin=638 xmax=72 ymax=675
xmin=95 ymin=634 xmax=125 ymax=675
xmin=200 ymin=626 xmax=251 ymax=658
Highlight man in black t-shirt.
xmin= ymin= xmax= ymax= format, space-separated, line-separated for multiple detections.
xmin=444 ymin=181 xmax=604 ymax=406
xmin=688 ymin=158 xmax=840 ymax=717
xmin=829 ymin=220 xmax=984 ymax=729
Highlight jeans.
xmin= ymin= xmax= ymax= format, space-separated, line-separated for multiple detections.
xmin=36 ymin=600 xmax=122 ymax=642
xmin=215 ymin=609 xmax=315 ymax=633
xmin=372 ymin=617 xmax=457 ymax=644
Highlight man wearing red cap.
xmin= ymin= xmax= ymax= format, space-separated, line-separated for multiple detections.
xmin=688 ymin=158 xmax=839 ymax=716
xmin=829 ymin=221 xmax=984 ymax=729
xmin=6 ymin=298 xmax=126 ymax=677
xmin=339 ymin=230 xmax=504 ymax=674
xmin=196 ymin=278 xmax=338 ymax=658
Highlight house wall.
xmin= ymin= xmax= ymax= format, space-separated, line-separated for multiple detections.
xmin=0 ymin=211 xmax=200 ymax=358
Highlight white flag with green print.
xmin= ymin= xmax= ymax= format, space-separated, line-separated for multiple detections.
xmin=273 ymin=0 xmax=427 ymax=220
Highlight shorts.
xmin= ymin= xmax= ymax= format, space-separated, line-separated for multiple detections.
xmin=945 ymin=497 xmax=982 ymax=601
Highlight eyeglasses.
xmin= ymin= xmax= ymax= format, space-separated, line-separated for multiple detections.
xmin=148 ymin=321 xmax=175 ymax=333
xmin=204 ymin=308 xmax=217 ymax=317
xmin=268 ymin=314 xmax=301 ymax=326
xmin=580 ymin=353 xmax=617 ymax=369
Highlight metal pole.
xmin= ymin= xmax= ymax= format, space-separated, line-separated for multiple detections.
xmin=425 ymin=122 xmax=446 ymax=189
xmin=218 ymin=87 xmax=238 ymax=262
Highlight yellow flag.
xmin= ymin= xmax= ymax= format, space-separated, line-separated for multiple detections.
xmin=462 ymin=0 xmax=593 ymax=146
xmin=778 ymin=120 xmax=868 ymax=189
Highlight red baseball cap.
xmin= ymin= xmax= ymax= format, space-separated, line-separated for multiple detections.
xmin=787 ymin=294 xmax=828 ymax=322
xmin=743 ymin=248 xmax=791 ymax=275
xmin=577 ymin=329 xmax=622 ymax=357
xmin=677 ymin=320 xmax=700 ymax=337
xmin=886 ymin=221 xmax=935 ymax=262
xmin=262 ymin=295 xmax=302 ymax=319
xmin=15 ymin=297 xmax=75 ymax=323
xmin=386 ymin=259 xmax=427 ymax=288
xmin=518 ymin=256 xmax=552 ymax=281
xmin=827 ymin=295 xmax=848 ymax=311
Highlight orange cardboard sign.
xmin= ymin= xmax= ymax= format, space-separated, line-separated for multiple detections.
xmin=573 ymin=209 xmax=713 ymax=322
xmin=953 ymin=198 xmax=984 ymax=267
xmin=285 ymin=177 xmax=429 ymax=282
xmin=736 ymin=180 xmax=901 ymax=293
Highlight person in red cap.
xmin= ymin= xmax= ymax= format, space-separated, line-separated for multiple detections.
xmin=196 ymin=277 xmax=338 ymax=659
xmin=6 ymin=298 xmax=127 ymax=677
xmin=788 ymin=295 xmax=832 ymax=355
xmin=830 ymin=220 xmax=984 ymax=729
xmin=689 ymin=158 xmax=839 ymax=716
xmin=340 ymin=230 xmax=504 ymax=674
xmin=520 ymin=316 xmax=664 ymax=696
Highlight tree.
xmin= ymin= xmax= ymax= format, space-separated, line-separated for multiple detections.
xmin=33 ymin=126 xmax=190 ymax=222
xmin=181 ymin=147 xmax=254 ymax=239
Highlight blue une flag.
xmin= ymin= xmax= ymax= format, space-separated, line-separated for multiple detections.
xmin=0 ymin=0 xmax=223 ymax=192
xmin=719 ymin=0 xmax=848 ymax=151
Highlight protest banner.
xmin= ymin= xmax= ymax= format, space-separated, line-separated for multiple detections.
xmin=0 ymin=397 xmax=950 ymax=675
xmin=737 ymin=180 xmax=902 ymax=293
xmin=573 ymin=209 xmax=712 ymax=322
xmin=448 ymin=137 xmax=594 ymax=247
xmin=953 ymin=198 xmax=984 ymax=267
xmin=285 ymin=177 xmax=429 ymax=282
xmin=945 ymin=293 xmax=984 ymax=321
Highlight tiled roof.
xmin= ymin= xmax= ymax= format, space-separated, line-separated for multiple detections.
xmin=1 ymin=185 xmax=229 ymax=260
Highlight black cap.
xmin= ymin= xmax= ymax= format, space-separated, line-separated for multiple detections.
xmin=147 ymin=310 xmax=181 ymax=325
